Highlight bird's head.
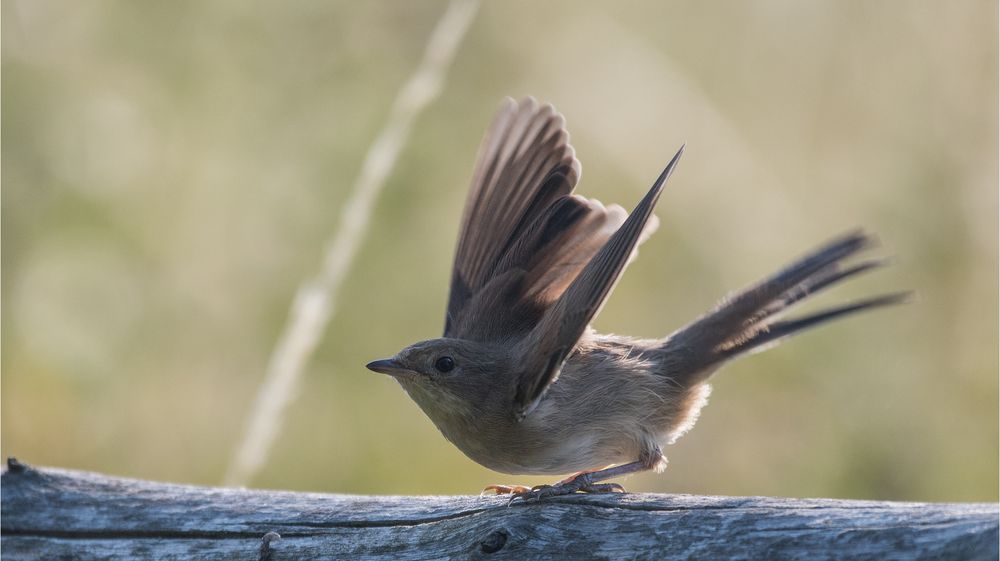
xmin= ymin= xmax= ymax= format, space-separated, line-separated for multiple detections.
xmin=366 ymin=338 xmax=509 ymax=419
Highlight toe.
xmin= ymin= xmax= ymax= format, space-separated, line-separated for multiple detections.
xmin=581 ymin=482 xmax=627 ymax=494
xmin=482 ymin=484 xmax=533 ymax=496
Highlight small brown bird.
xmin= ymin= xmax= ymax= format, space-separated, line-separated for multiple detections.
xmin=367 ymin=97 xmax=905 ymax=501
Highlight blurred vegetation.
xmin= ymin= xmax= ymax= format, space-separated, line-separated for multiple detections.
xmin=2 ymin=0 xmax=997 ymax=501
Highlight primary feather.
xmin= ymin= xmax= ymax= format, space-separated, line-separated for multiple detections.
xmin=445 ymin=98 xmax=656 ymax=343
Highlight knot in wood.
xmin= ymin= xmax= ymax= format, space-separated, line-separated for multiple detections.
xmin=479 ymin=528 xmax=508 ymax=554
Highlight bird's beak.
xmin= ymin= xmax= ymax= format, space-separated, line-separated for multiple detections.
xmin=366 ymin=358 xmax=410 ymax=377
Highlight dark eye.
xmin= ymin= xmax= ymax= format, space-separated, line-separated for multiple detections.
xmin=434 ymin=356 xmax=455 ymax=373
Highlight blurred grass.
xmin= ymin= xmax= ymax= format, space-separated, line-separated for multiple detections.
xmin=2 ymin=0 xmax=997 ymax=501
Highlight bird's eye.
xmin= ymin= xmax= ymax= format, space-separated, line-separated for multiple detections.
xmin=434 ymin=356 xmax=455 ymax=373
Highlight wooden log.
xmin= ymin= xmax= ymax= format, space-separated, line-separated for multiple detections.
xmin=1 ymin=458 xmax=997 ymax=561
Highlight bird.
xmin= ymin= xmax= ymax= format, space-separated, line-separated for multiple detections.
xmin=366 ymin=97 xmax=906 ymax=502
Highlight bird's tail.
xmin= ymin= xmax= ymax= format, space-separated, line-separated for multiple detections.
xmin=661 ymin=231 xmax=909 ymax=384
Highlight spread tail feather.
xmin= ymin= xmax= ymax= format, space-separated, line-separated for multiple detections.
xmin=662 ymin=231 xmax=909 ymax=382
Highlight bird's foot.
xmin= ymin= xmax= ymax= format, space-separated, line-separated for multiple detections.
xmin=507 ymin=473 xmax=626 ymax=505
xmin=481 ymin=484 xmax=533 ymax=496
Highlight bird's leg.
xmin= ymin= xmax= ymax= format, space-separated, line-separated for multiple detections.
xmin=509 ymin=451 xmax=664 ymax=504
xmin=552 ymin=465 xmax=612 ymax=485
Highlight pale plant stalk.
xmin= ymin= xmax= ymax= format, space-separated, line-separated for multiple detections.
xmin=223 ymin=0 xmax=480 ymax=487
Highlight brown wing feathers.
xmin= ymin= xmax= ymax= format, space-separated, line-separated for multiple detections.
xmin=444 ymin=98 xmax=682 ymax=410
xmin=451 ymin=100 xmax=577 ymax=293
xmin=446 ymin=98 xmax=635 ymax=341
xmin=446 ymin=99 xmax=578 ymax=336
xmin=513 ymin=147 xmax=685 ymax=418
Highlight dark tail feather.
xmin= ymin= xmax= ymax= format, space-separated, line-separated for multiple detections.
xmin=716 ymin=292 xmax=911 ymax=359
xmin=750 ymin=258 xmax=890 ymax=324
xmin=663 ymin=231 xmax=907 ymax=381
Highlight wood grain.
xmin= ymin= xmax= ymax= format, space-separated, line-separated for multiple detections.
xmin=2 ymin=459 xmax=997 ymax=561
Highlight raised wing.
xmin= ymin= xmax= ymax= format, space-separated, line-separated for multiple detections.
xmin=445 ymin=98 xmax=637 ymax=342
xmin=513 ymin=147 xmax=685 ymax=420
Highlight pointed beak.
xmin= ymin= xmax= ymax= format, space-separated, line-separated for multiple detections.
xmin=366 ymin=358 xmax=409 ymax=377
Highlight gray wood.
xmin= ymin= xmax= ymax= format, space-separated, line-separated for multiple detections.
xmin=2 ymin=458 xmax=997 ymax=561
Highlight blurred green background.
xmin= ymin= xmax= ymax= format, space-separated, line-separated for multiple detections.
xmin=2 ymin=1 xmax=997 ymax=502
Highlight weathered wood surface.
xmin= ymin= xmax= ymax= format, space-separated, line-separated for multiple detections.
xmin=1 ymin=459 xmax=997 ymax=561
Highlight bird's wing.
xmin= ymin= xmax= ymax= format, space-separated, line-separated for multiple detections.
xmin=512 ymin=147 xmax=684 ymax=420
xmin=446 ymin=98 xmax=652 ymax=342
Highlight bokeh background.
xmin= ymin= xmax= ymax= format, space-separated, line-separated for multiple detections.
xmin=2 ymin=1 xmax=997 ymax=502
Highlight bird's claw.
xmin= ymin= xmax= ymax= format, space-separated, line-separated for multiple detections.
xmin=506 ymin=480 xmax=626 ymax=505
xmin=481 ymin=484 xmax=533 ymax=496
